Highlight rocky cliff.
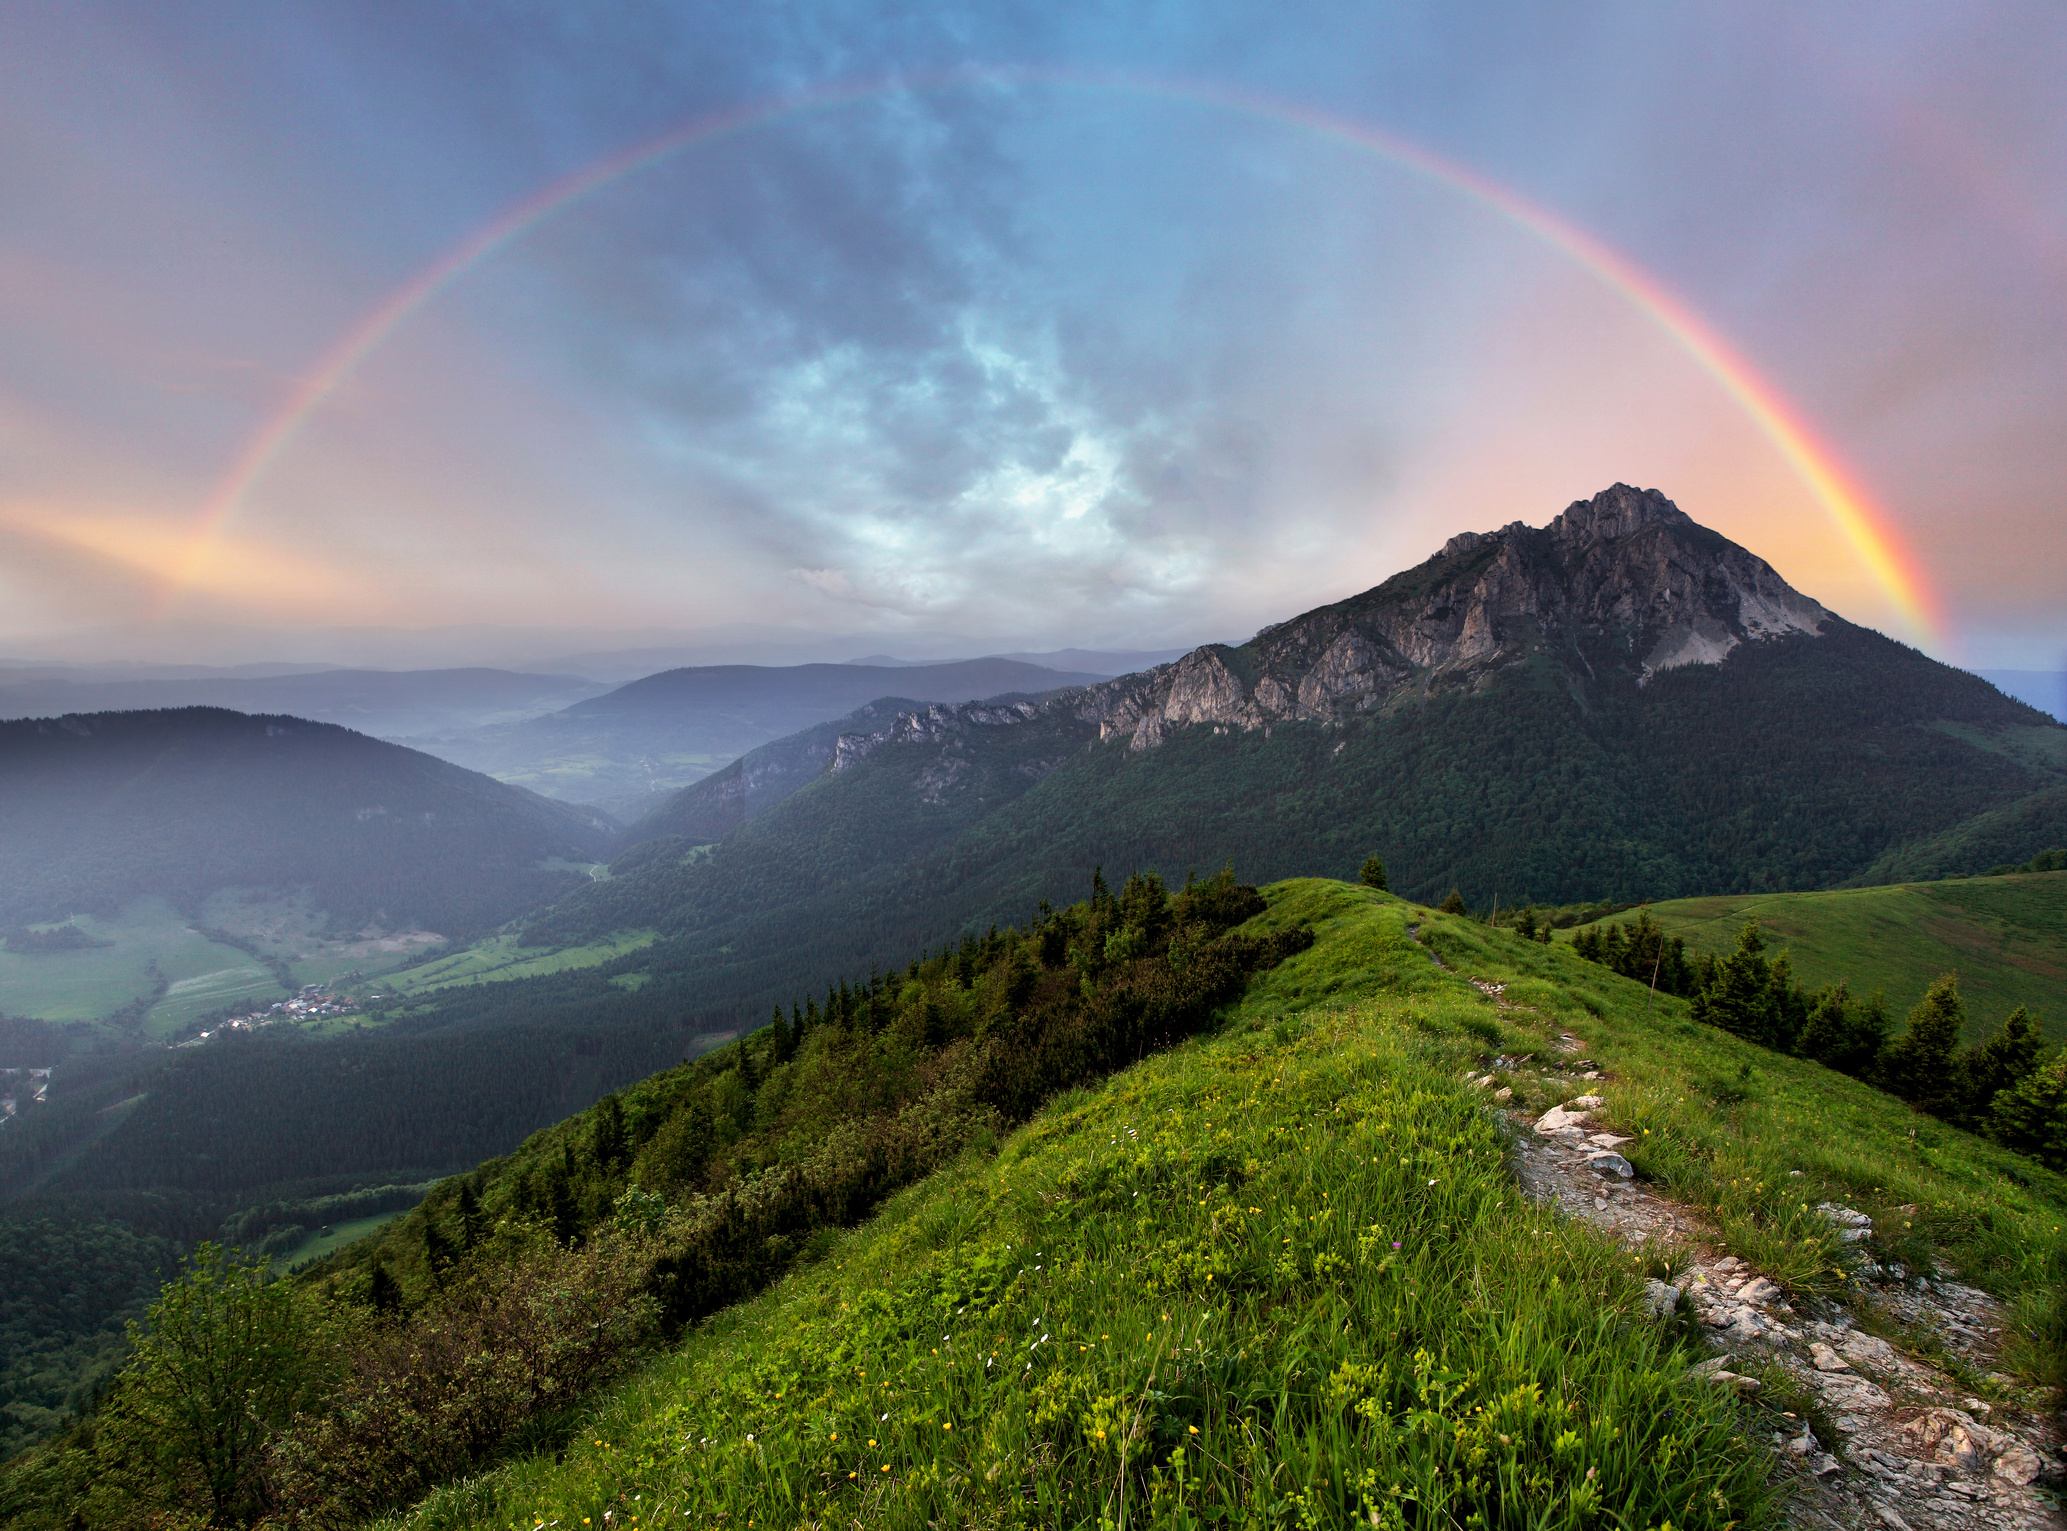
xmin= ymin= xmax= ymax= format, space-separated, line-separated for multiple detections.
xmin=831 ymin=483 xmax=1829 ymax=764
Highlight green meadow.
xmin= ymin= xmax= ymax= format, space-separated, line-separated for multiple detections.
xmin=372 ymin=930 xmax=658 ymax=997
xmin=275 ymin=1209 xmax=417 ymax=1276
xmin=0 ymin=898 xmax=281 ymax=1037
xmin=1582 ymin=871 xmax=2067 ymax=1039
xmin=386 ymin=880 xmax=2067 ymax=1531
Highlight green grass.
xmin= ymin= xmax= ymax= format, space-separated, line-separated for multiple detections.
xmin=275 ymin=1208 xmax=414 ymax=1275
xmin=0 ymin=897 xmax=283 ymax=1035
xmin=197 ymin=886 xmax=452 ymax=989
xmin=384 ymin=880 xmax=2067 ymax=1531
xmin=1576 ymin=871 xmax=2067 ymax=1040
xmin=372 ymin=930 xmax=658 ymax=997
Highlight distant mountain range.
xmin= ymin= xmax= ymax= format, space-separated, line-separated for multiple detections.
xmin=0 ymin=707 xmax=614 ymax=938
xmin=519 ymin=485 xmax=2065 ymax=1021
xmin=404 ymin=656 xmax=1114 ymax=821
xmin=0 ymin=666 xmax=607 ymax=740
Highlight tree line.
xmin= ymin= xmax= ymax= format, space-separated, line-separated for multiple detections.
xmin=1571 ymin=913 xmax=2062 ymax=1164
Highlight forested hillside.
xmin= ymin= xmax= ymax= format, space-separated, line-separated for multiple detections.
xmin=0 ymin=708 xmax=616 ymax=936
xmin=477 ymin=621 xmax=2063 ymax=1037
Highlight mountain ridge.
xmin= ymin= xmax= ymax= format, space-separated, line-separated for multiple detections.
xmin=506 ymin=485 xmax=2061 ymax=1027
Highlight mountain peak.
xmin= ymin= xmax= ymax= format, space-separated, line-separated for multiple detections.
xmin=797 ymin=486 xmax=1836 ymax=765
xmin=1549 ymin=481 xmax=1694 ymax=545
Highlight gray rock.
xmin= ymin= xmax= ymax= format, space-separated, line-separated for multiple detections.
xmin=1736 ymin=1276 xmax=1782 ymax=1307
xmin=1643 ymin=1279 xmax=1681 ymax=1318
xmin=1809 ymin=1341 xmax=1851 ymax=1372
xmin=1585 ymin=1151 xmax=1634 ymax=1179
xmin=1840 ymin=1330 xmax=1900 ymax=1370
xmin=1992 ymin=1441 xmax=2043 ymax=1485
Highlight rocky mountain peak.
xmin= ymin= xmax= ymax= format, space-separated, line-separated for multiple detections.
xmin=829 ymin=485 xmax=1833 ymax=763
xmin=1547 ymin=482 xmax=1694 ymax=547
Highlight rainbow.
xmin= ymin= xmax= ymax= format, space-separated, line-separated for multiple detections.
xmin=174 ymin=67 xmax=1946 ymax=642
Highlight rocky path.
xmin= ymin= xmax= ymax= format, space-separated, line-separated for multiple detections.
xmin=1505 ymin=1085 xmax=2062 ymax=1530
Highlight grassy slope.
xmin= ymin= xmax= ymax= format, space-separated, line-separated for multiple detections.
xmin=275 ymin=1207 xmax=414 ymax=1275
xmin=1578 ymin=870 xmax=2067 ymax=1040
xmin=370 ymin=931 xmax=658 ymax=997
xmin=391 ymin=880 xmax=2067 ymax=1531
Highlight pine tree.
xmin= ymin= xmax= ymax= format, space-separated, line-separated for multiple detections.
xmin=421 ymin=1220 xmax=454 ymax=1286
xmin=1990 ymin=1050 xmax=2067 ymax=1167
xmin=1880 ymin=975 xmax=1967 ymax=1117
xmin=1440 ymin=888 xmax=1466 ymax=915
xmin=366 ymin=1260 xmax=402 ymax=1314
xmin=1690 ymin=921 xmax=1773 ymax=1042
xmin=1961 ymin=1006 xmax=2046 ymax=1125
xmin=1796 ymin=981 xmax=1889 ymax=1078
xmin=589 ymin=1095 xmax=627 ymax=1168
xmin=1763 ymin=953 xmax=1809 ymax=1051
xmin=455 ymin=1181 xmax=485 ymax=1251
xmin=1359 ymin=856 xmax=1388 ymax=891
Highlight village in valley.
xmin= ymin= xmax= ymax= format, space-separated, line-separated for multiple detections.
xmin=177 ymin=983 xmax=363 ymax=1047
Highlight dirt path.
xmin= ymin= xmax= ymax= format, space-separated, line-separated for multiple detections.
xmin=1505 ymin=1086 xmax=2062 ymax=1530
xmin=1404 ymin=924 xmax=2064 ymax=1526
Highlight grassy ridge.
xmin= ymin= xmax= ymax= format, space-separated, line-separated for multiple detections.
xmin=388 ymin=881 xmax=2067 ymax=1530
xmin=1578 ymin=871 xmax=2067 ymax=1040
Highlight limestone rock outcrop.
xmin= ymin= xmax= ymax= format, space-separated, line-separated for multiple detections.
xmin=820 ymin=483 xmax=1832 ymax=769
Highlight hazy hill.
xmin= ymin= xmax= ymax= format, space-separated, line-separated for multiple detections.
xmin=0 ymin=666 xmax=606 ymax=740
xmin=509 ymin=485 xmax=2063 ymax=1022
xmin=406 ymin=656 xmax=1110 ymax=821
xmin=0 ymin=707 xmax=616 ymax=939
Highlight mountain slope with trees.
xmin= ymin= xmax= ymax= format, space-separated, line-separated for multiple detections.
xmin=485 ymin=486 xmax=2064 ymax=1030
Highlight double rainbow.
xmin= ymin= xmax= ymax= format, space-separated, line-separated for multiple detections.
xmin=172 ymin=67 xmax=1945 ymax=643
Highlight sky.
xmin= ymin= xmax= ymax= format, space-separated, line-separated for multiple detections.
xmin=0 ymin=1 xmax=2062 ymax=669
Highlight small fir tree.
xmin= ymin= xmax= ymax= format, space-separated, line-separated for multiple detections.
xmin=1880 ymin=975 xmax=1968 ymax=1117
xmin=1440 ymin=888 xmax=1467 ymax=916
xmin=1690 ymin=920 xmax=1774 ymax=1042
xmin=1794 ymin=982 xmax=1891 ymax=1079
xmin=1990 ymin=1050 xmax=2067 ymax=1167
xmin=1961 ymin=1006 xmax=2046 ymax=1125
xmin=366 ymin=1259 xmax=402 ymax=1314
xmin=1359 ymin=856 xmax=1388 ymax=891
xmin=455 ymin=1181 xmax=485 ymax=1251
